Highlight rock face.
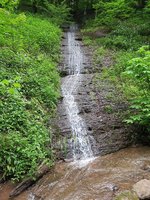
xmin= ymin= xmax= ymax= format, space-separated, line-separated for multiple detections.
xmin=133 ymin=179 xmax=150 ymax=199
xmin=54 ymin=27 xmax=135 ymax=159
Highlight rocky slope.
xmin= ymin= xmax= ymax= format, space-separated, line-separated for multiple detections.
xmin=54 ymin=28 xmax=135 ymax=159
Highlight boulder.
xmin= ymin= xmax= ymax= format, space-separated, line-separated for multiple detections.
xmin=133 ymin=179 xmax=150 ymax=199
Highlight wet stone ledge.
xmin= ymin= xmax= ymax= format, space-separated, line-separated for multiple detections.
xmin=53 ymin=28 xmax=134 ymax=159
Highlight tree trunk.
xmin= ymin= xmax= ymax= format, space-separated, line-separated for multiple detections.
xmin=138 ymin=0 xmax=146 ymax=8
xmin=32 ymin=1 xmax=38 ymax=13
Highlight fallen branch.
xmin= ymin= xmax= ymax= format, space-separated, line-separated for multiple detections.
xmin=9 ymin=163 xmax=50 ymax=199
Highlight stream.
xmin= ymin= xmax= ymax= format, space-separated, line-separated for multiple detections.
xmin=11 ymin=147 xmax=150 ymax=200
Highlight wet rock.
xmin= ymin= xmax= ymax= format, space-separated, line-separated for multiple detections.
xmin=54 ymin=26 xmax=134 ymax=159
xmin=79 ymin=106 xmax=91 ymax=114
xmin=59 ymin=70 xmax=69 ymax=77
xmin=29 ymin=194 xmax=43 ymax=200
xmin=88 ymin=126 xmax=92 ymax=131
xmin=75 ymin=37 xmax=82 ymax=41
xmin=140 ymin=161 xmax=150 ymax=172
xmin=114 ymin=191 xmax=139 ymax=200
xmin=133 ymin=179 xmax=150 ymax=199
xmin=105 ymin=183 xmax=119 ymax=191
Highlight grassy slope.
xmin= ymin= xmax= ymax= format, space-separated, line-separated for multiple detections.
xmin=0 ymin=9 xmax=61 ymax=181
xmin=82 ymin=13 xmax=150 ymax=142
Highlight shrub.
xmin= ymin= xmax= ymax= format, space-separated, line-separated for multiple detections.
xmin=144 ymin=1 xmax=150 ymax=13
xmin=94 ymin=0 xmax=134 ymax=26
xmin=122 ymin=46 xmax=150 ymax=133
xmin=0 ymin=0 xmax=20 ymax=11
xmin=43 ymin=2 xmax=71 ymax=25
xmin=0 ymin=78 xmax=53 ymax=181
xmin=0 ymin=9 xmax=61 ymax=181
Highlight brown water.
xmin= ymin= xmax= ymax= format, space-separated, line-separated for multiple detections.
xmin=4 ymin=147 xmax=148 ymax=200
xmin=0 ymin=182 xmax=16 ymax=200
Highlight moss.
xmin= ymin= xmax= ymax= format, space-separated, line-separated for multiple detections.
xmin=114 ymin=191 xmax=139 ymax=200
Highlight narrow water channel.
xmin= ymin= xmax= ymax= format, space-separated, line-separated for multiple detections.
xmin=61 ymin=25 xmax=94 ymax=160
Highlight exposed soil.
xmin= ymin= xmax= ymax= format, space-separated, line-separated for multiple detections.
xmin=83 ymin=29 xmax=111 ymax=39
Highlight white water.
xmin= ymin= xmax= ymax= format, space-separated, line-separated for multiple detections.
xmin=62 ymin=25 xmax=94 ymax=160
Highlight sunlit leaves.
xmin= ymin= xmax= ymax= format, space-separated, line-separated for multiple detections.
xmin=0 ymin=0 xmax=20 ymax=11
xmin=0 ymin=10 xmax=61 ymax=181
xmin=123 ymin=46 xmax=150 ymax=131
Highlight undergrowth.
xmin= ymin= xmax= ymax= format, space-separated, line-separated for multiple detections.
xmin=0 ymin=9 xmax=61 ymax=181
xmin=83 ymin=9 xmax=150 ymax=141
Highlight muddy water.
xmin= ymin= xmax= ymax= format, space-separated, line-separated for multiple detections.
xmin=11 ymin=147 xmax=150 ymax=200
xmin=0 ymin=183 xmax=15 ymax=200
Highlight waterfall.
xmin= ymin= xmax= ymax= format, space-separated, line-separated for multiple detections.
xmin=62 ymin=25 xmax=94 ymax=160
xmin=27 ymin=25 xmax=96 ymax=200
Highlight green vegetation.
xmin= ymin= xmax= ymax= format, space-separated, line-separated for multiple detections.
xmin=0 ymin=0 xmax=71 ymax=182
xmin=115 ymin=190 xmax=139 ymax=200
xmin=0 ymin=4 xmax=65 ymax=181
xmin=83 ymin=0 xmax=150 ymax=140
xmin=123 ymin=46 xmax=150 ymax=128
xmin=19 ymin=1 xmax=71 ymax=25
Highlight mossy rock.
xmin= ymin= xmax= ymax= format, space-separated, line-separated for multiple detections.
xmin=114 ymin=190 xmax=139 ymax=200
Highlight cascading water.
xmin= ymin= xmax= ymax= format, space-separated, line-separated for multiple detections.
xmin=62 ymin=25 xmax=94 ymax=160
xmin=25 ymin=24 xmax=96 ymax=200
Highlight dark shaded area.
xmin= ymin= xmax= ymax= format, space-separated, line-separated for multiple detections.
xmin=136 ymin=126 xmax=150 ymax=146
xmin=71 ymin=9 xmax=95 ymax=25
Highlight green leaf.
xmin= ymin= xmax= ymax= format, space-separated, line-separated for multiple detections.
xmin=13 ymin=82 xmax=21 ymax=89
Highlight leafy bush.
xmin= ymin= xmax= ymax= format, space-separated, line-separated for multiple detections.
xmin=0 ymin=79 xmax=52 ymax=181
xmin=0 ymin=9 xmax=61 ymax=181
xmin=90 ymin=15 xmax=150 ymax=51
xmin=19 ymin=0 xmax=70 ymax=25
xmin=122 ymin=46 xmax=150 ymax=132
xmin=43 ymin=2 xmax=71 ymax=25
xmin=94 ymin=0 xmax=134 ymax=26
xmin=0 ymin=0 xmax=19 ymax=11
xmin=83 ymin=2 xmax=150 ymax=141
xmin=144 ymin=1 xmax=150 ymax=13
